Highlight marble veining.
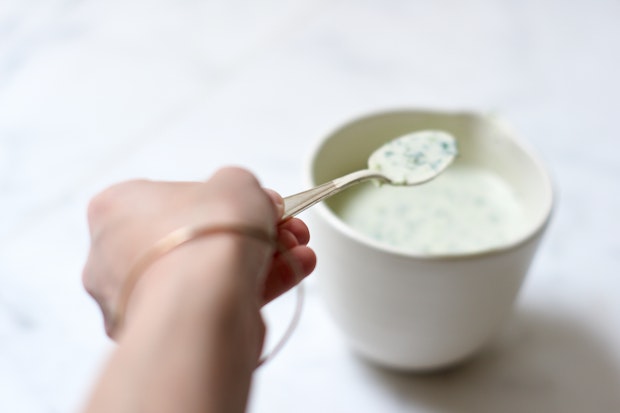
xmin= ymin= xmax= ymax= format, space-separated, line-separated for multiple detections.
xmin=1 ymin=1 xmax=619 ymax=412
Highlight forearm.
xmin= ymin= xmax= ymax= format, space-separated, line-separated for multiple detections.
xmin=82 ymin=235 xmax=266 ymax=413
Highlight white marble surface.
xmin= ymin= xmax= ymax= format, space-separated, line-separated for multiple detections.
xmin=1 ymin=0 xmax=619 ymax=411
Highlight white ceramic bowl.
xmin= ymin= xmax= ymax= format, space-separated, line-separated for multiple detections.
xmin=306 ymin=109 xmax=554 ymax=371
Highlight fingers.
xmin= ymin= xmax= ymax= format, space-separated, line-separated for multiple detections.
xmin=279 ymin=218 xmax=310 ymax=245
xmin=262 ymin=246 xmax=316 ymax=305
xmin=261 ymin=218 xmax=316 ymax=304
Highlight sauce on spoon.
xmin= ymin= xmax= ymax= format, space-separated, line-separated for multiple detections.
xmin=368 ymin=130 xmax=458 ymax=185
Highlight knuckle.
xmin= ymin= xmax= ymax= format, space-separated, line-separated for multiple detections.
xmin=87 ymin=191 xmax=112 ymax=226
xmin=81 ymin=260 xmax=98 ymax=299
xmin=215 ymin=166 xmax=259 ymax=186
xmin=87 ymin=179 xmax=147 ymax=226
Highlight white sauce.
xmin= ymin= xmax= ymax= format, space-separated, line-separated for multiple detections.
xmin=331 ymin=164 xmax=527 ymax=255
xmin=368 ymin=130 xmax=457 ymax=185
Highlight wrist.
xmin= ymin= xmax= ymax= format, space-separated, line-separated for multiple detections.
xmin=119 ymin=229 xmax=272 ymax=338
xmin=95 ymin=232 xmax=266 ymax=413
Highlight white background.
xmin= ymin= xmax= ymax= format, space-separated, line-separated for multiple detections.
xmin=1 ymin=1 xmax=619 ymax=412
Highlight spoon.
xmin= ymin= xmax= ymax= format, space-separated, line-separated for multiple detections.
xmin=282 ymin=130 xmax=458 ymax=220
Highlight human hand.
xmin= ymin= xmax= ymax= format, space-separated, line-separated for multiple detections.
xmin=83 ymin=167 xmax=316 ymax=339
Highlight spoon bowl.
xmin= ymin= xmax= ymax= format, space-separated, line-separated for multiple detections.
xmin=282 ymin=130 xmax=457 ymax=220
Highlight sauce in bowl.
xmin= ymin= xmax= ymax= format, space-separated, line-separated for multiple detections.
xmin=331 ymin=163 xmax=527 ymax=255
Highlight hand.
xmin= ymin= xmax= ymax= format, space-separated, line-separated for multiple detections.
xmin=83 ymin=167 xmax=316 ymax=338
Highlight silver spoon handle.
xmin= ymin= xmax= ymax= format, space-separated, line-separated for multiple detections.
xmin=282 ymin=169 xmax=388 ymax=220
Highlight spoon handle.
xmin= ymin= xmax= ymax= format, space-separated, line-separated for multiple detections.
xmin=282 ymin=169 xmax=387 ymax=220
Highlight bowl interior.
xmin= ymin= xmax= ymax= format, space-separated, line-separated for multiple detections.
xmin=309 ymin=110 xmax=553 ymax=255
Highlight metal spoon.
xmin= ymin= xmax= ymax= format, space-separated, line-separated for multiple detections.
xmin=282 ymin=130 xmax=457 ymax=220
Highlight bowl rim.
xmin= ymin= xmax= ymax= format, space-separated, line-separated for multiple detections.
xmin=304 ymin=108 xmax=556 ymax=261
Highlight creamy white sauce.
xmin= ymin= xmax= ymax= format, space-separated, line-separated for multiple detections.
xmin=368 ymin=130 xmax=457 ymax=185
xmin=331 ymin=164 xmax=527 ymax=255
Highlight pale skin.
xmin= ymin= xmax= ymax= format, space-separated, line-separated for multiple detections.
xmin=81 ymin=167 xmax=317 ymax=413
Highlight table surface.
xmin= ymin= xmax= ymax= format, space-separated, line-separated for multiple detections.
xmin=1 ymin=1 xmax=619 ymax=412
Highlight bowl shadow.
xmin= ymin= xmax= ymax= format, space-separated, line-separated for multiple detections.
xmin=357 ymin=309 xmax=620 ymax=413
